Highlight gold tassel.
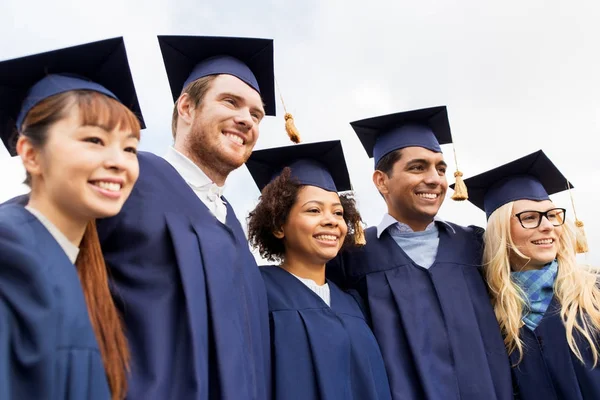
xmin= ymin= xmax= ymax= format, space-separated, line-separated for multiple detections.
xmin=284 ymin=113 xmax=301 ymax=144
xmin=450 ymin=143 xmax=468 ymax=201
xmin=275 ymin=77 xmax=301 ymax=143
xmin=567 ymin=182 xmax=588 ymax=253
xmin=354 ymin=220 xmax=366 ymax=246
xmin=451 ymin=171 xmax=468 ymax=201
xmin=575 ymin=220 xmax=589 ymax=254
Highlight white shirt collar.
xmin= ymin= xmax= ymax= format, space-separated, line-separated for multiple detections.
xmin=290 ymin=272 xmax=331 ymax=307
xmin=25 ymin=206 xmax=80 ymax=264
xmin=163 ymin=146 xmax=225 ymax=197
xmin=376 ymin=213 xmax=455 ymax=238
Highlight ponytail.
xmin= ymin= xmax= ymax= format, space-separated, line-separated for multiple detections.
xmin=76 ymin=221 xmax=129 ymax=399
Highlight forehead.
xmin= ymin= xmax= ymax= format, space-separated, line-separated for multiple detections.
xmin=208 ymin=74 xmax=263 ymax=104
xmin=68 ymin=103 xmax=140 ymax=140
xmin=512 ymin=199 xmax=556 ymax=213
xmin=296 ymin=185 xmax=341 ymax=204
xmin=399 ymin=146 xmax=445 ymax=162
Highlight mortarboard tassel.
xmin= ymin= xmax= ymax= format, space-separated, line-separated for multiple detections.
xmin=450 ymin=143 xmax=468 ymax=201
xmin=567 ymin=182 xmax=589 ymax=253
xmin=275 ymin=77 xmax=301 ymax=143
xmin=354 ymin=220 xmax=366 ymax=246
xmin=284 ymin=113 xmax=301 ymax=144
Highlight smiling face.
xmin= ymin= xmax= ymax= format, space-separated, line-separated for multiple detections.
xmin=185 ymin=74 xmax=265 ymax=179
xmin=277 ymin=185 xmax=348 ymax=266
xmin=509 ymin=199 xmax=563 ymax=270
xmin=21 ymin=102 xmax=140 ymax=223
xmin=375 ymin=146 xmax=448 ymax=230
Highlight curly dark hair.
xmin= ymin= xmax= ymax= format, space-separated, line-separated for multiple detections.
xmin=247 ymin=167 xmax=364 ymax=263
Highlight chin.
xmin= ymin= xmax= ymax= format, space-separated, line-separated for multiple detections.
xmin=85 ymin=202 xmax=125 ymax=220
xmin=322 ymin=250 xmax=341 ymax=263
xmin=416 ymin=208 xmax=439 ymax=220
xmin=221 ymin=153 xmax=247 ymax=170
xmin=532 ymin=254 xmax=557 ymax=266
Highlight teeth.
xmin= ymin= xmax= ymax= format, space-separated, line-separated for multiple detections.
xmin=417 ymin=193 xmax=438 ymax=199
xmin=315 ymin=235 xmax=338 ymax=241
xmin=532 ymin=239 xmax=554 ymax=245
xmin=224 ymin=132 xmax=244 ymax=145
xmin=95 ymin=181 xmax=121 ymax=192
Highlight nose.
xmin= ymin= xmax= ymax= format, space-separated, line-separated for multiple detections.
xmin=233 ymin=107 xmax=254 ymax=130
xmin=423 ymin=166 xmax=443 ymax=186
xmin=103 ymin=145 xmax=128 ymax=171
xmin=538 ymin=215 xmax=554 ymax=231
xmin=321 ymin=211 xmax=339 ymax=227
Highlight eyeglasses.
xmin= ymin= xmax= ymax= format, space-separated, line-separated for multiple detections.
xmin=513 ymin=208 xmax=567 ymax=229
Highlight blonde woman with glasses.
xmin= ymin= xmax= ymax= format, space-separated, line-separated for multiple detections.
xmin=461 ymin=150 xmax=600 ymax=400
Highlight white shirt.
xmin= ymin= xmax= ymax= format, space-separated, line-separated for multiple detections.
xmin=291 ymin=273 xmax=331 ymax=307
xmin=25 ymin=206 xmax=80 ymax=264
xmin=162 ymin=146 xmax=228 ymax=224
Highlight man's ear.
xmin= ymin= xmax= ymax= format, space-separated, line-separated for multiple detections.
xmin=372 ymin=170 xmax=389 ymax=195
xmin=176 ymin=93 xmax=196 ymax=125
xmin=273 ymin=227 xmax=285 ymax=239
xmin=17 ymin=136 xmax=42 ymax=178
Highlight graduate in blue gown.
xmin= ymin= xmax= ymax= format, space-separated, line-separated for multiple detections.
xmin=0 ymin=38 xmax=144 ymax=399
xmin=246 ymin=140 xmax=392 ymax=400
xmin=95 ymin=36 xmax=276 ymax=399
xmin=326 ymin=106 xmax=513 ymax=400
xmin=462 ymin=150 xmax=600 ymax=400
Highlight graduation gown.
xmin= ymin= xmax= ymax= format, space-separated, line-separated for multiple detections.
xmin=510 ymin=297 xmax=600 ymax=400
xmin=96 ymin=151 xmax=270 ymax=400
xmin=0 ymin=204 xmax=110 ymax=400
xmin=260 ymin=265 xmax=391 ymax=400
xmin=326 ymin=223 xmax=513 ymax=400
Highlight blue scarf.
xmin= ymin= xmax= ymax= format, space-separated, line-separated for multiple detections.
xmin=511 ymin=259 xmax=558 ymax=331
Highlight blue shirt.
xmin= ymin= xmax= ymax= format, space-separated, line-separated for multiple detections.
xmin=376 ymin=214 xmax=455 ymax=269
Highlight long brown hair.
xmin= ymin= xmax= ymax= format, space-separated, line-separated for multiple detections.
xmin=21 ymin=90 xmax=140 ymax=399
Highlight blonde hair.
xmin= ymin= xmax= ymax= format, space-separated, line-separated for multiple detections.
xmin=483 ymin=201 xmax=600 ymax=366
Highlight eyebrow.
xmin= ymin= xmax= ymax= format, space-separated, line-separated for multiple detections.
xmin=80 ymin=124 xmax=140 ymax=140
xmin=222 ymin=92 xmax=265 ymax=116
xmin=406 ymin=158 xmax=447 ymax=167
xmin=517 ymin=207 xmax=560 ymax=213
xmin=302 ymin=200 xmax=343 ymax=207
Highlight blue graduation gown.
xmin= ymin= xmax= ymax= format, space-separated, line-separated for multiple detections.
xmin=326 ymin=223 xmax=513 ymax=400
xmin=96 ymin=152 xmax=270 ymax=400
xmin=0 ymin=204 xmax=110 ymax=400
xmin=260 ymin=266 xmax=391 ymax=400
xmin=510 ymin=297 xmax=600 ymax=400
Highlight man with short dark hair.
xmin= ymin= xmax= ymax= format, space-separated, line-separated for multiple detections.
xmin=327 ymin=106 xmax=512 ymax=400
xmin=97 ymin=35 xmax=276 ymax=399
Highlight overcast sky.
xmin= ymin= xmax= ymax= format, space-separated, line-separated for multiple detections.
xmin=0 ymin=0 xmax=598 ymax=264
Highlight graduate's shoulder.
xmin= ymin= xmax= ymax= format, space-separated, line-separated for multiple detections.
xmin=131 ymin=151 xmax=177 ymax=192
xmin=0 ymin=206 xmax=54 ymax=285
xmin=0 ymin=204 xmax=37 ymax=245
xmin=96 ymin=151 xmax=180 ymax=238
xmin=443 ymin=221 xmax=485 ymax=239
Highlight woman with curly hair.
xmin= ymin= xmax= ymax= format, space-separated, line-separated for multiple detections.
xmin=246 ymin=141 xmax=391 ymax=400
xmin=462 ymin=150 xmax=600 ymax=400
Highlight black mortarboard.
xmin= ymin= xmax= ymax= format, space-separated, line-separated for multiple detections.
xmin=460 ymin=150 xmax=572 ymax=219
xmin=0 ymin=37 xmax=145 ymax=155
xmin=246 ymin=140 xmax=351 ymax=193
xmin=350 ymin=106 xmax=452 ymax=167
xmin=157 ymin=35 xmax=275 ymax=116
